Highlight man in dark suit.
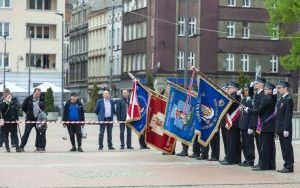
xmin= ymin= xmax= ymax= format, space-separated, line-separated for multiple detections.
xmin=276 ymin=81 xmax=294 ymax=173
xmin=248 ymin=77 xmax=266 ymax=169
xmin=221 ymin=81 xmax=241 ymax=165
xmin=116 ymin=90 xmax=133 ymax=150
xmin=239 ymin=84 xmax=255 ymax=167
xmin=248 ymin=82 xmax=276 ymax=171
xmin=94 ymin=90 xmax=115 ymax=150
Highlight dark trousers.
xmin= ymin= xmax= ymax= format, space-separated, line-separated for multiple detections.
xmin=255 ymin=133 xmax=262 ymax=165
xmin=221 ymin=126 xmax=228 ymax=159
xmin=210 ymin=131 xmax=220 ymax=160
xmin=278 ymin=133 xmax=294 ymax=170
xmin=99 ymin=118 xmax=113 ymax=148
xmin=20 ymin=122 xmax=37 ymax=149
xmin=192 ymin=135 xmax=200 ymax=156
xmin=36 ymin=129 xmax=46 ymax=149
xmin=2 ymin=124 xmax=19 ymax=150
xmin=120 ymin=123 xmax=132 ymax=148
xmin=0 ymin=126 xmax=15 ymax=146
xmin=241 ymin=130 xmax=255 ymax=163
xmin=201 ymin=145 xmax=209 ymax=158
xmin=67 ymin=124 xmax=82 ymax=148
xmin=139 ymin=133 xmax=148 ymax=148
xmin=260 ymin=132 xmax=276 ymax=170
xmin=181 ymin=143 xmax=189 ymax=154
xmin=227 ymin=128 xmax=241 ymax=164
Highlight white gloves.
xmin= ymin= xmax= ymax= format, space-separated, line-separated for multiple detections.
xmin=237 ymin=89 xmax=242 ymax=96
xmin=273 ymin=88 xmax=277 ymax=95
xmin=283 ymin=131 xmax=289 ymax=138
xmin=250 ymin=82 xmax=254 ymax=87
xmin=244 ymin=107 xmax=249 ymax=113
xmin=248 ymin=129 xmax=254 ymax=135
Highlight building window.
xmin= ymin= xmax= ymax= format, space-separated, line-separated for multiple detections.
xmin=177 ymin=51 xmax=185 ymax=70
xmin=188 ymin=52 xmax=195 ymax=69
xmin=242 ymin=0 xmax=251 ymax=7
xmin=271 ymin=24 xmax=279 ymax=40
xmin=241 ymin=22 xmax=250 ymax=39
xmin=26 ymin=54 xmax=52 ymax=69
xmin=226 ymin=53 xmax=235 ymax=71
xmin=270 ymin=55 xmax=278 ymax=73
xmin=141 ymin=53 xmax=146 ymax=70
xmin=228 ymin=0 xmax=236 ymax=7
xmin=28 ymin=0 xmax=52 ymax=10
xmin=27 ymin=25 xmax=54 ymax=39
xmin=240 ymin=54 xmax=249 ymax=72
xmin=189 ymin=17 xmax=197 ymax=36
xmin=0 ymin=53 xmax=9 ymax=68
xmin=0 ymin=22 xmax=9 ymax=37
xmin=0 ymin=0 xmax=10 ymax=8
xmin=178 ymin=16 xmax=185 ymax=36
xmin=226 ymin=21 xmax=235 ymax=38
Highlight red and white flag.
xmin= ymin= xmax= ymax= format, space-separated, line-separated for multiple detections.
xmin=127 ymin=80 xmax=141 ymax=122
xmin=225 ymin=105 xmax=241 ymax=130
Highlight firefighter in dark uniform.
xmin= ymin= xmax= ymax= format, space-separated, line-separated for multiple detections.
xmin=188 ymin=135 xmax=201 ymax=158
xmin=239 ymin=84 xmax=255 ymax=167
xmin=220 ymin=83 xmax=229 ymax=162
xmin=276 ymin=80 xmax=294 ymax=173
xmin=248 ymin=77 xmax=266 ymax=169
xmin=248 ymin=82 xmax=276 ymax=171
xmin=220 ymin=81 xmax=241 ymax=165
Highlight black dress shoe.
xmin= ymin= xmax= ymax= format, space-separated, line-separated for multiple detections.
xmin=98 ymin=146 xmax=103 ymax=151
xmin=277 ymin=168 xmax=294 ymax=173
xmin=220 ymin=160 xmax=232 ymax=165
xmin=208 ymin=158 xmax=218 ymax=161
xmin=196 ymin=155 xmax=208 ymax=160
xmin=19 ymin=147 xmax=25 ymax=152
xmin=77 ymin=147 xmax=83 ymax=152
xmin=69 ymin=147 xmax=76 ymax=152
xmin=251 ymin=164 xmax=260 ymax=169
xmin=140 ymin=146 xmax=150 ymax=149
xmin=252 ymin=167 xmax=265 ymax=171
xmin=16 ymin=148 xmax=22 ymax=153
xmin=127 ymin=146 xmax=134 ymax=149
xmin=176 ymin=151 xmax=188 ymax=157
xmin=120 ymin=146 xmax=124 ymax=150
xmin=188 ymin=154 xmax=200 ymax=158
xmin=108 ymin=147 xmax=115 ymax=150
xmin=6 ymin=148 xmax=11 ymax=153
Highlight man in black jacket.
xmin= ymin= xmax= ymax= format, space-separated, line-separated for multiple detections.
xmin=276 ymin=81 xmax=294 ymax=173
xmin=63 ymin=92 xmax=85 ymax=152
xmin=248 ymin=77 xmax=266 ymax=168
xmin=220 ymin=81 xmax=241 ymax=165
xmin=239 ymin=84 xmax=255 ymax=167
xmin=248 ymin=82 xmax=276 ymax=171
xmin=116 ymin=90 xmax=133 ymax=150
xmin=20 ymin=88 xmax=43 ymax=152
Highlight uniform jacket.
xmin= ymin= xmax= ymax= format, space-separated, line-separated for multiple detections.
xmin=94 ymin=99 xmax=115 ymax=121
xmin=227 ymin=93 xmax=240 ymax=129
xmin=116 ymin=97 xmax=129 ymax=121
xmin=0 ymin=100 xmax=19 ymax=122
xmin=249 ymin=90 xmax=264 ymax=129
xmin=22 ymin=95 xmax=44 ymax=120
xmin=239 ymin=97 xmax=253 ymax=130
xmin=275 ymin=94 xmax=293 ymax=134
xmin=250 ymin=94 xmax=276 ymax=133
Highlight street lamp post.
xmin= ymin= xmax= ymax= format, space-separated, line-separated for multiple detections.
xmin=28 ymin=29 xmax=32 ymax=95
xmin=3 ymin=35 xmax=7 ymax=90
xmin=184 ymin=0 xmax=189 ymax=88
xmin=55 ymin=13 xmax=64 ymax=114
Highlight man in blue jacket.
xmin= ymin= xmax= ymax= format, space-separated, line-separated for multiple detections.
xmin=94 ymin=90 xmax=115 ymax=150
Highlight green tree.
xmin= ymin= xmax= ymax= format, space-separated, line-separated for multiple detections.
xmin=265 ymin=0 xmax=300 ymax=70
xmin=45 ymin=87 xmax=54 ymax=112
xmin=146 ymin=74 xmax=154 ymax=90
xmin=238 ymin=72 xmax=250 ymax=88
xmin=86 ymin=83 xmax=99 ymax=113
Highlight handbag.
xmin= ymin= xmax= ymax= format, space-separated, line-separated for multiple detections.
xmin=62 ymin=126 xmax=68 ymax=140
xmin=81 ymin=126 xmax=87 ymax=139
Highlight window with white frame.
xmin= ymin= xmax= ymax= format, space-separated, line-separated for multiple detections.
xmin=240 ymin=54 xmax=249 ymax=72
xmin=0 ymin=0 xmax=10 ymax=8
xmin=242 ymin=0 xmax=251 ymax=7
xmin=241 ymin=22 xmax=250 ymax=39
xmin=177 ymin=51 xmax=185 ymax=70
xmin=28 ymin=0 xmax=52 ymax=10
xmin=271 ymin=24 xmax=279 ymax=40
xmin=0 ymin=53 xmax=9 ymax=68
xmin=226 ymin=21 xmax=235 ymax=38
xmin=142 ymin=0 xmax=147 ymax=8
xmin=27 ymin=25 xmax=52 ymax=39
xmin=0 ymin=22 xmax=9 ymax=37
xmin=270 ymin=55 xmax=278 ymax=73
xmin=188 ymin=52 xmax=195 ymax=69
xmin=189 ymin=17 xmax=197 ymax=36
xmin=226 ymin=53 xmax=235 ymax=71
xmin=228 ymin=0 xmax=236 ymax=7
xmin=141 ymin=53 xmax=146 ymax=70
xmin=178 ymin=16 xmax=185 ymax=36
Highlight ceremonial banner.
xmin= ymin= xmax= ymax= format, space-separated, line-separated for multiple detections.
xmin=127 ymin=80 xmax=141 ymax=122
xmin=127 ymin=81 xmax=149 ymax=136
xmin=163 ymin=84 xmax=200 ymax=145
xmin=145 ymin=92 xmax=176 ymax=154
xmin=197 ymin=75 xmax=233 ymax=146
